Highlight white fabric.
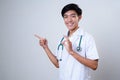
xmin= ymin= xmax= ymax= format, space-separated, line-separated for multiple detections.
xmin=56 ymin=28 xmax=99 ymax=80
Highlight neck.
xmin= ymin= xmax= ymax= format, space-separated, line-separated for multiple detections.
xmin=68 ymin=27 xmax=79 ymax=37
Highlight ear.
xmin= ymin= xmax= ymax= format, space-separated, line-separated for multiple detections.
xmin=78 ymin=16 xmax=82 ymax=21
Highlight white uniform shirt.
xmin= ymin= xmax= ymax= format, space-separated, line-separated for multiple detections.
xmin=56 ymin=28 xmax=99 ymax=80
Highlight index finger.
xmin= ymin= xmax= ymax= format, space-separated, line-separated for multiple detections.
xmin=63 ymin=35 xmax=69 ymax=41
xmin=34 ymin=34 xmax=42 ymax=40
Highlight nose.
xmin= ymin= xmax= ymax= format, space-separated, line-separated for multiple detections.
xmin=67 ymin=16 xmax=72 ymax=22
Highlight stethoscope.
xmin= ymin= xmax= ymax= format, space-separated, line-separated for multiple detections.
xmin=57 ymin=35 xmax=83 ymax=61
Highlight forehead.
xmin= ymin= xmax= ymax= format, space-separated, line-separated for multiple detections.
xmin=64 ymin=10 xmax=77 ymax=16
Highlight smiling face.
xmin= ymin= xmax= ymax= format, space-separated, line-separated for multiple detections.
xmin=63 ymin=10 xmax=81 ymax=32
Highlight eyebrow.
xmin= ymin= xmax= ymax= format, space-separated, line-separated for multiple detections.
xmin=64 ymin=13 xmax=77 ymax=17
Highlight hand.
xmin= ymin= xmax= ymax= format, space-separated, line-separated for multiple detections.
xmin=62 ymin=35 xmax=73 ymax=54
xmin=34 ymin=34 xmax=48 ymax=48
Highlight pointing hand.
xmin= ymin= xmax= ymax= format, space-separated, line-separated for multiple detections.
xmin=34 ymin=34 xmax=48 ymax=48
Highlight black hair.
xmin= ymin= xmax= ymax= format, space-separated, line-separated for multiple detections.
xmin=61 ymin=3 xmax=82 ymax=17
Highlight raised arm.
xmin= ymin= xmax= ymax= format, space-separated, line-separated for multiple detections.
xmin=62 ymin=36 xmax=98 ymax=70
xmin=34 ymin=34 xmax=59 ymax=68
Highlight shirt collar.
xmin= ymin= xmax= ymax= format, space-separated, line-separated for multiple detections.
xmin=68 ymin=27 xmax=84 ymax=43
xmin=69 ymin=27 xmax=84 ymax=38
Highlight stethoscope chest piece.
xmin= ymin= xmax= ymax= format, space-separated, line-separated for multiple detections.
xmin=59 ymin=59 xmax=62 ymax=61
xmin=76 ymin=35 xmax=82 ymax=52
xmin=76 ymin=46 xmax=82 ymax=52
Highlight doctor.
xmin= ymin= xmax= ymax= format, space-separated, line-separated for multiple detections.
xmin=35 ymin=3 xmax=99 ymax=80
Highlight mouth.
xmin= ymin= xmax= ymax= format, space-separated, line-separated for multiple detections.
xmin=67 ymin=23 xmax=74 ymax=27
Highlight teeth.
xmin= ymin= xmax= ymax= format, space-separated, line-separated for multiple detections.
xmin=68 ymin=23 xmax=73 ymax=26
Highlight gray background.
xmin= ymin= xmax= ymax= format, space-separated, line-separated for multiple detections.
xmin=0 ymin=0 xmax=120 ymax=80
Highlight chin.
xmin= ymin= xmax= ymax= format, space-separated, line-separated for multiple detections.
xmin=68 ymin=28 xmax=75 ymax=31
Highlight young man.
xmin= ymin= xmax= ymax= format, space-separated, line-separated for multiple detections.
xmin=35 ymin=3 xmax=99 ymax=80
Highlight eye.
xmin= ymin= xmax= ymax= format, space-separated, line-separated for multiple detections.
xmin=71 ymin=14 xmax=76 ymax=18
xmin=63 ymin=15 xmax=67 ymax=18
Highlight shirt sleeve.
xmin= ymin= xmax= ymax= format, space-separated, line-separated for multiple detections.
xmin=85 ymin=35 xmax=99 ymax=60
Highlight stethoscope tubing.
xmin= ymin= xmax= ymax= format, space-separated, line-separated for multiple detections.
xmin=57 ymin=37 xmax=64 ymax=50
xmin=57 ymin=35 xmax=82 ymax=61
